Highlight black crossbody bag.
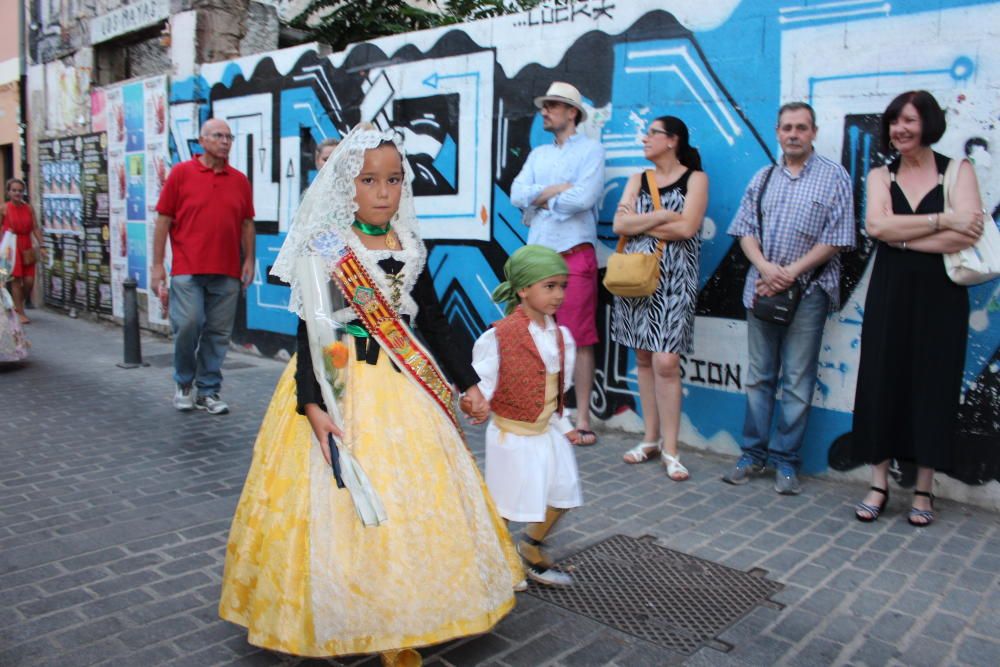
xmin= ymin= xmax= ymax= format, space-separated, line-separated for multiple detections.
xmin=751 ymin=166 xmax=824 ymax=326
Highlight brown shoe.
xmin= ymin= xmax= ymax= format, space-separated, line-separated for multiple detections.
xmin=380 ymin=648 xmax=422 ymax=667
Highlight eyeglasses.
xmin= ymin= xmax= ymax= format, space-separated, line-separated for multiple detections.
xmin=645 ymin=128 xmax=673 ymax=138
xmin=205 ymin=132 xmax=235 ymax=142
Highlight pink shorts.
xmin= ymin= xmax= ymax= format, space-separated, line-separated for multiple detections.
xmin=556 ymin=244 xmax=599 ymax=346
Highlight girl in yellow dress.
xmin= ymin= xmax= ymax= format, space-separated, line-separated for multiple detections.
xmin=219 ymin=126 xmax=522 ymax=665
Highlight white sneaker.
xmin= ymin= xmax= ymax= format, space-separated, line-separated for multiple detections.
xmin=513 ymin=579 xmax=528 ymax=592
xmin=524 ymin=562 xmax=573 ymax=587
xmin=173 ymin=385 xmax=194 ymax=411
xmin=195 ymin=393 xmax=229 ymax=415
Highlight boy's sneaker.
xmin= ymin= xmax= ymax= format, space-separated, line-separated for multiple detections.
xmin=775 ymin=463 xmax=802 ymax=495
xmin=195 ymin=393 xmax=229 ymax=415
xmin=516 ymin=542 xmax=572 ymax=587
xmin=524 ymin=561 xmax=573 ymax=587
xmin=722 ymin=454 xmax=765 ymax=485
xmin=173 ymin=384 xmax=194 ymax=411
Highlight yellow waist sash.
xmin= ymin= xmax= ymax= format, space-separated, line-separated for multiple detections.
xmin=493 ymin=373 xmax=560 ymax=436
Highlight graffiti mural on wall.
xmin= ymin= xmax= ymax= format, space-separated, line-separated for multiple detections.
xmin=169 ymin=0 xmax=1000 ymax=485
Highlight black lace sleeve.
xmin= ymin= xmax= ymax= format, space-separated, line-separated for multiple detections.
xmin=295 ymin=318 xmax=325 ymax=415
xmin=412 ymin=266 xmax=480 ymax=392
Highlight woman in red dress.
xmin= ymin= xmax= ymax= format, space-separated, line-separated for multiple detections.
xmin=0 ymin=178 xmax=44 ymax=324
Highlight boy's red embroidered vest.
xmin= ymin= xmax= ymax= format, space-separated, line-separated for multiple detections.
xmin=491 ymin=307 xmax=565 ymax=424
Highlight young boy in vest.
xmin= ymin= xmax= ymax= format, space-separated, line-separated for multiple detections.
xmin=461 ymin=245 xmax=583 ymax=586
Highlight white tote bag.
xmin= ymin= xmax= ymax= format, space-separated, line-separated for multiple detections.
xmin=0 ymin=230 xmax=16 ymax=277
xmin=942 ymin=158 xmax=1000 ymax=286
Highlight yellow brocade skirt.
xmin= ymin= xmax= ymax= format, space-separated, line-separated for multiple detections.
xmin=219 ymin=351 xmax=523 ymax=657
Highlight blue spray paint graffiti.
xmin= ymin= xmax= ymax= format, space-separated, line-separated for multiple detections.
xmin=165 ymin=0 xmax=1000 ymax=484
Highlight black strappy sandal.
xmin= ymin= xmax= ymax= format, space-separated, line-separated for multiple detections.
xmin=908 ymin=490 xmax=936 ymax=527
xmin=855 ymin=486 xmax=889 ymax=523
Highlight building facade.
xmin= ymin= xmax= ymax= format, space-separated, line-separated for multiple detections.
xmin=0 ymin=0 xmax=24 ymax=185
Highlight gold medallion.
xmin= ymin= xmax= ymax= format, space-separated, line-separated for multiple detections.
xmin=385 ymin=229 xmax=401 ymax=250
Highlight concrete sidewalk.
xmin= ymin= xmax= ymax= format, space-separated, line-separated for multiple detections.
xmin=1 ymin=309 xmax=998 ymax=667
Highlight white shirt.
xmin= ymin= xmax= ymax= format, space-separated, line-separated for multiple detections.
xmin=510 ymin=133 xmax=605 ymax=253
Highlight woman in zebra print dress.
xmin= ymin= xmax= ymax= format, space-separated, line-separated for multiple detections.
xmin=610 ymin=116 xmax=708 ymax=481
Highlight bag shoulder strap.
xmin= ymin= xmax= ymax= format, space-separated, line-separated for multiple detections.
xmin=756 ymin=165 xmax=776 ymax=252
xmin=942 ymin=157 xmax=963 ymax=212
xmin=644 ymin=169 xmax=662 ymax=211
xmin=613 ymin=170 xmax=667 ymax=257
xmin=756 ymin=165 xmax=826 ymax=288
xmin=644 ymin=170 xmax=667 ymax=259
xmin=615 ymin=170 xmax=665 ymax=253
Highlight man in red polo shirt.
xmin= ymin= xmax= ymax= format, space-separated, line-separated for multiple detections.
xmin=151 ymin=118 xmax=255 ymax=415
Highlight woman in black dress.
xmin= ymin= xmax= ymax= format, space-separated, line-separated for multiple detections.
xmin=853 ymin=91 xmax=985 ymax=525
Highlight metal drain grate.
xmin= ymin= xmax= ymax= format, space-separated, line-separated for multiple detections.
xmin=526 ymin=534 xmax=783 ymax=655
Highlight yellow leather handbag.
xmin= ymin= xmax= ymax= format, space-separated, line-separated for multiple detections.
xmin=603 ymin=170 xmax=666 ymax=298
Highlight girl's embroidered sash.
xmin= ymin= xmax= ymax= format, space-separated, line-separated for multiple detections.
xmin=331 ymin=247 xmax=462 ymax=431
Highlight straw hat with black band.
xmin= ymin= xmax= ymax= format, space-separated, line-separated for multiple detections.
xmin=533 ymin=81 xmax=588 ymax=124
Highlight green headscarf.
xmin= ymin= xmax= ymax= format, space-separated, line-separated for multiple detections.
xmin=491 ymin=245 xmax=569 ymax=315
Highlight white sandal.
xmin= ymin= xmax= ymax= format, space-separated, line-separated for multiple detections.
xmin=623 ymin=440 xmax=661 ymax=464
xmin=661 ymin=452 xmax=689 ymax=481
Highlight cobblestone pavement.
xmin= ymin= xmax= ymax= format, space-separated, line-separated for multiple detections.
xmin=2 ymin=310 xmax=999 ymax=667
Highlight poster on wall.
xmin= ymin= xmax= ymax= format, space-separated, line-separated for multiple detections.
xmin=81 ymin=133 xmax=112 ymax=313
xmin=99 ymin=74 xmax=170 ymax=323
xmin=62 ymin=236 xmax=85 ymax=308
xmin=38 ymin=137 xmax=84 ymax=236
xmin=37 ymin=132 xmax=111 ymax=311
xmin=37 ymin=134 xmax=111 ymax=310
xmin=41 ymin=235 xmax=65 ymax=308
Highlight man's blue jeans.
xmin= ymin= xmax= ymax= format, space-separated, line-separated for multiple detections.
xmin=169 ymin=274 xmax=240 ymax=397
xmin=742 ymin=288 xmax=829 ymax=469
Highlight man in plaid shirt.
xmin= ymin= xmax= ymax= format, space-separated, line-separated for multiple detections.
xmin=724 ymin=102 xmax=855 ymax=495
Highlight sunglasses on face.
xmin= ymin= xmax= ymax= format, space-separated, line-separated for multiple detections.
xmin=645 ymin=128 xmax=675 ymax=138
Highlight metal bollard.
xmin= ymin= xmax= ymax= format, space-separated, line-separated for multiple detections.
xmin=117 ymin=277 xmax=148 ymax=368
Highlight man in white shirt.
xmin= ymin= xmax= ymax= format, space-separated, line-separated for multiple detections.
xmin=511 ymin=82 xmax=606 ymax=445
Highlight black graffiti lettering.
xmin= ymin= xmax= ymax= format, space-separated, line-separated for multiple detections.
xmin=540 ymin=7 xmax=562 ymax=24
xmin=679 ymin=355 xmax=742 ymax=389
xmin=725 ymin=364 xmax=741 ymax=390
xmin=591 ymin=0 xmax=615 ymax=20
xmin=519 ymin=2 xmax=616 ymax=28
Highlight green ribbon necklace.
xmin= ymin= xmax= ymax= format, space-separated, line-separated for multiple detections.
xmin=352 ymin=220 xmax=390 ymax=236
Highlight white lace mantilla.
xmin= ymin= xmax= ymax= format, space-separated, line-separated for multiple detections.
xmin=272 ymin=125 xmax=427 ymax=321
